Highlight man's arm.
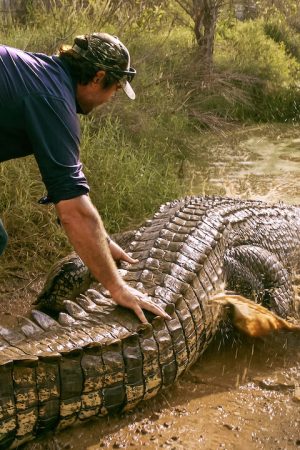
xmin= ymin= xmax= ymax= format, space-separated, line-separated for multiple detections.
xmin=55 ymin=195 xmax=171 ymax=323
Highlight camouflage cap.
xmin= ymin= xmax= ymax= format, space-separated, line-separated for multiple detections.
xmin=72 ymin=32 xmax=136 ymax=99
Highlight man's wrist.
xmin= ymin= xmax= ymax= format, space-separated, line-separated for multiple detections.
xmin=109 ymin=281 xmax=127 ymax=298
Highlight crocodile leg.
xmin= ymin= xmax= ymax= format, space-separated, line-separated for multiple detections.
xmin=225 ymin=245 xmax=296 ymax=317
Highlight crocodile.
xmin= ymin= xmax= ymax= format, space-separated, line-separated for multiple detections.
xmin=0 ymin=196 xmax=299 ymax=449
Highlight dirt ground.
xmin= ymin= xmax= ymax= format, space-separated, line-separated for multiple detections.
xmin=0 ymin=277 xmax=299 ymax=450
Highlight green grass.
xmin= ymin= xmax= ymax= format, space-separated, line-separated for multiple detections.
xmin=80 ymin=115 xmax=185 ymax=232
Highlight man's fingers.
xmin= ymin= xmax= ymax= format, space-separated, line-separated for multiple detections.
xmin=112 ymin=284 xmax=172 ymax=323
xmin=140 ymin=299 xmax=172 ymax=320
xmin=128 ymin=288 xmax=171 ymax=320
xmin=121 ymin=253 xmax=138 ymax=264
xmin=133 ymin=305 xmax=148 ymax=324
xmin=109 ymin=241 xmax=138 ymax=265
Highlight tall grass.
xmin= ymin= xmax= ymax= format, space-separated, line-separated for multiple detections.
xmin=80 ymin=116 xmax=185 ymax=232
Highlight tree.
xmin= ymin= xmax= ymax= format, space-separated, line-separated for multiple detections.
xmin=174 ymin=0 xmax=224 ymax=71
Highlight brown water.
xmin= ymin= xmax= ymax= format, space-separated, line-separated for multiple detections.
xmin=188 ymin=125 xmax=300 ymax=204
xmin=5 ymin=125 xmax=300 ymax=449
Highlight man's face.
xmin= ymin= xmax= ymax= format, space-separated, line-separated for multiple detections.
xmin=76 ymin=70 xmax=122 ymax=114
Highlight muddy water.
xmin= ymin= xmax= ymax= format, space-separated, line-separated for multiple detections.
xmin=16 ymin=125 xmax=300 ymax=449
xmin=188 ymin=124 xmax=300 ymax=204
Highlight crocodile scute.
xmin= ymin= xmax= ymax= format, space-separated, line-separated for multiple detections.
xmin=0 ymin=196 xmax=299 ymax=449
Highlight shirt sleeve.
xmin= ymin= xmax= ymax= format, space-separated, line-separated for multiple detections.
xmin=23 ymin=94 xmax=90 ymax=204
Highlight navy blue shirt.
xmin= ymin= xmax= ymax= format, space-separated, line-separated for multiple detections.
xmin=0 ymin=45 xmax=90 ymax=203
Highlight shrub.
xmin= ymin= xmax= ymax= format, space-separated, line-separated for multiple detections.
xmin=264 ymin=14 xmax=300 ymax=61
xmin=216 ymin=19 xmax=300 ymax=86
xmin=213 ymin=18 xmax=300 ymax=121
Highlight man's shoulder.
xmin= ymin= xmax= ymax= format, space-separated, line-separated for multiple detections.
xmin=0 ymin=45 xmax=75 ymax=101
xmin=0 ymin=45 xmax=51 ymax=69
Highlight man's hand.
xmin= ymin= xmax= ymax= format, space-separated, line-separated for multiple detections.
xmin=111 ymin=284 xmax=172 ymax=324
xmin=108 ymin=239 xmax=138 ymax=265
xmin=107 ymin=240 xmax=171 ymax=323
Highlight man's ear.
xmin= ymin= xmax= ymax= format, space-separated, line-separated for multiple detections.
xmin=93 ymin=70 xmax=106 ymax=84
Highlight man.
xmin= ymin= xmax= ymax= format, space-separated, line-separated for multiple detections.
xmin=0 ymin=32 xmax=170 ymax=323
